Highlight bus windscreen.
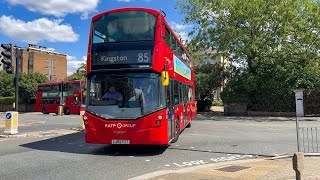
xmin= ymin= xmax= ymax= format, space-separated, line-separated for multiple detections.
xmin=92 ymin=11 xmax=156 ymax=43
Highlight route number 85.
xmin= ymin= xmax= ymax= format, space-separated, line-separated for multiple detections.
xmin=138 ymin=53 xmax=149 ymax=62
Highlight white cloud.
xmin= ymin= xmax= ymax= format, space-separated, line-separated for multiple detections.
xmin=67 ymin=55 xmax=86 ymax=76
xmin=0 ymin=16 xmax=79 ymax=43
xmin=170 ymin=21 xmax=190 ymax=31
xmin=116 ymin=0 xmax=152 ymax=2
xmin=47 ymin=48 xmax=55 ymax=52
xmin=170 ymin=21 xmax=190 ymax=43
xmin=6 ymin=0 xmax=99 ymax=19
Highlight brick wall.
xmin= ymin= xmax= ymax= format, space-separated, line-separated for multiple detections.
xmin=20 ymin=47 xmax=67 ymax=81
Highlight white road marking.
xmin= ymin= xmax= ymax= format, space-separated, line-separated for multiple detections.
xmin=190 ymin=147 xmax=194 ymax=149
xmin=172 ymin=155 xmax=253 ymax=168
xmin=145 ymin=160 xmax=150 ymax=162
xmin=164 ymin=164 xmax=170 ymax=167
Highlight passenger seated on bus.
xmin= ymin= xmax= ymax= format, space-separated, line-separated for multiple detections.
xmin=102 ymin=84 xmax=123 ymax=106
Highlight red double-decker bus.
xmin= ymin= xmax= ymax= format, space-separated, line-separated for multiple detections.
xmin=83 ymin=7 xmax=196 ymax=145
xmin=35 ymin=80 xmax=86 ymax=115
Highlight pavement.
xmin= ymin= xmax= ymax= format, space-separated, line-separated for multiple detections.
xmin=0 ymin=112 xmax=83 ymax=139
xmin=132 ymin=156 xmax=320 ymax=180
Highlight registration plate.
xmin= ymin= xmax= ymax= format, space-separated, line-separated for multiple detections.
xmin=111 ymin=140 xmax=130 ymax=144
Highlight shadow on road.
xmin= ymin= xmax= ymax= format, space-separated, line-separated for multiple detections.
xmin=20 ymin=132 xmax=167 ymax=156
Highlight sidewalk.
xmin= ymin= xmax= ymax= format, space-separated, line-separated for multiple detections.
xmin=0 ymin=113 xmax=82 ymax=137
xmin=137 ymin=156 xmax=320 ymax=180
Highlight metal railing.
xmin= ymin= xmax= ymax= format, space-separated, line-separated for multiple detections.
xmin=299 ymin=127 xmax=319 ymax=153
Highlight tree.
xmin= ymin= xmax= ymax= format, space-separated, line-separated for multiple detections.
xmin=194 ymin=63 xmax=228 ymax=111
xmin=177 ymin=0 xmax=320 ymax=73
xmin=68 ymin=63 xmax=86 ymax=80
xmin=0 ymin=71 xmax=14 ymax=97
xmin=19 ymin=72 xmax=48 ymax=103
xmin=178 ymin=0 xmax=320 ymax=112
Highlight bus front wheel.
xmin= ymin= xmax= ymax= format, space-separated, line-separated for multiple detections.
xmin=64 ymin=108 xmax=70 ymax=115
xmin=42 ymin=108 xmax=48 ymax=114
xmin=171 ymin=118 xmax=180 ymax=143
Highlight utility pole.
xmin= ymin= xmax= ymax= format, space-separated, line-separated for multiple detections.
xmin=15 ymin=47 xmax=22 ymax=112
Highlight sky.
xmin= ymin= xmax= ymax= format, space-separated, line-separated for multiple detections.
xmin=0 ymin=0 xmax=191 ymax=76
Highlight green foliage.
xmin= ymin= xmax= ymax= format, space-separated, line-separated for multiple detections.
xmin=212 ymin=100 xmax=223 ymax=106
xmin=68 ymin=63 xmax=86 ymax=81
xmin=0 ymin=96 xmax=15 ymax=105
xmin=194 ymin=63 xmax=228 ymax=111
xmin=19 ymin=72 xmax=48 ymax=103
xmin=0 ymin=71 xmax=14 ymax=97
xmin=68 ymin=72 xmax=85 ymax=81
xmin=194 ymin=63 xmax=227 ymax=100
xmin=177 ymin=0 xmax=320 ymax=67
xmin=178 ymin=0 xmax=320 ymax=112
xmin=304 ymin=89 xmax=320 ymax=116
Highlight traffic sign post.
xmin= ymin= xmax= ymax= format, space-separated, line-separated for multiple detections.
xmin=4 ymin=111 xmax=19 ymax=135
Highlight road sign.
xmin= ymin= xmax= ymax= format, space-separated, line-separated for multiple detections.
xmin=5 ymin=112 xmax=12 ymax=120
xmin=4 ymin=111 xmax=18 ymax=135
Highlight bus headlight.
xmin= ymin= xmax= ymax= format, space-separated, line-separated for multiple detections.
xmin=83 ymin=115 xmax=87 ymax=120
xmin=158 ymin=115 xmax=163 ymax=120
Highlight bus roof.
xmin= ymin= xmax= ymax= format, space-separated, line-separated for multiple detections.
xmin=91 ymin=7 xmax=192 ymax=63
xmin=38 ymin=80 xmax=83 ymax=86
xmin=92 ymin=7 xmax=160 ymax=22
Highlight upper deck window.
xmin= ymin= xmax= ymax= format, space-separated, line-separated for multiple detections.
xmin=93 ymin=11 xmax=156 ymax=43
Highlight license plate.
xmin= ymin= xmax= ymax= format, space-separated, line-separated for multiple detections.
xmin=111 ymin=140 xmax=130 ymax=144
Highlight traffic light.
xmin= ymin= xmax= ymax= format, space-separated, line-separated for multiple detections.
xmin=1 ymin=43 xmax=13 ymax=74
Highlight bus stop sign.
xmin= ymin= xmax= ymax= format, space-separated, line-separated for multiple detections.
xmin=5 ymin=112 xmax=12 ymax=120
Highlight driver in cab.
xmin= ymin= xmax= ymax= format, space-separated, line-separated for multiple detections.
xmin=102 ymin=84 xmax=123 ymax=106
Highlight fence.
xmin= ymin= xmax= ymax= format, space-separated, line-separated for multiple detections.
xmin=0 ymin=103 xmax=35 ymax=112
xmin=299 ymin=127 xmax=320 ymax=153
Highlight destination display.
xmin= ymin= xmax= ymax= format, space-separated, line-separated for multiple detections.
xmin=92 ymin=50 xmax=152 ymax=65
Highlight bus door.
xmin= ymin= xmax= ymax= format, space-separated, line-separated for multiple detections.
xmin=71 ymin=95 xmax=81 ymax=113
xmin=65 ymin=96 xmax=80 ymax=114
xmin=167 ymin=79 xmax=175 ymax=141
xmin=183 ymin=84 xmax=188 ymax=126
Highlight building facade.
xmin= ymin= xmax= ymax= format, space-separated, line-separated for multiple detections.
xmin=1 ymin=44 xmax=67 ymax=81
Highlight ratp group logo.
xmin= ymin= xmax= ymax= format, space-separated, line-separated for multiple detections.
xmin=105 ymin=123 xmax=136 ymax=129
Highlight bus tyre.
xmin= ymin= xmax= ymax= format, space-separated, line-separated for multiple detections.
xmin=64 ymin=108 xmax=70 ymax=115
xmin=172 ymin=118 xmax=180 ymax=143
xmin=42 ymin=108 xmax=48 ymax=114
xmin=186 ymin=121 xmax=191 ymax=128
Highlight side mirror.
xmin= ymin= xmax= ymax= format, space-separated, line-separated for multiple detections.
xmin=161 ymin=71 xmax=169 ymax=86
